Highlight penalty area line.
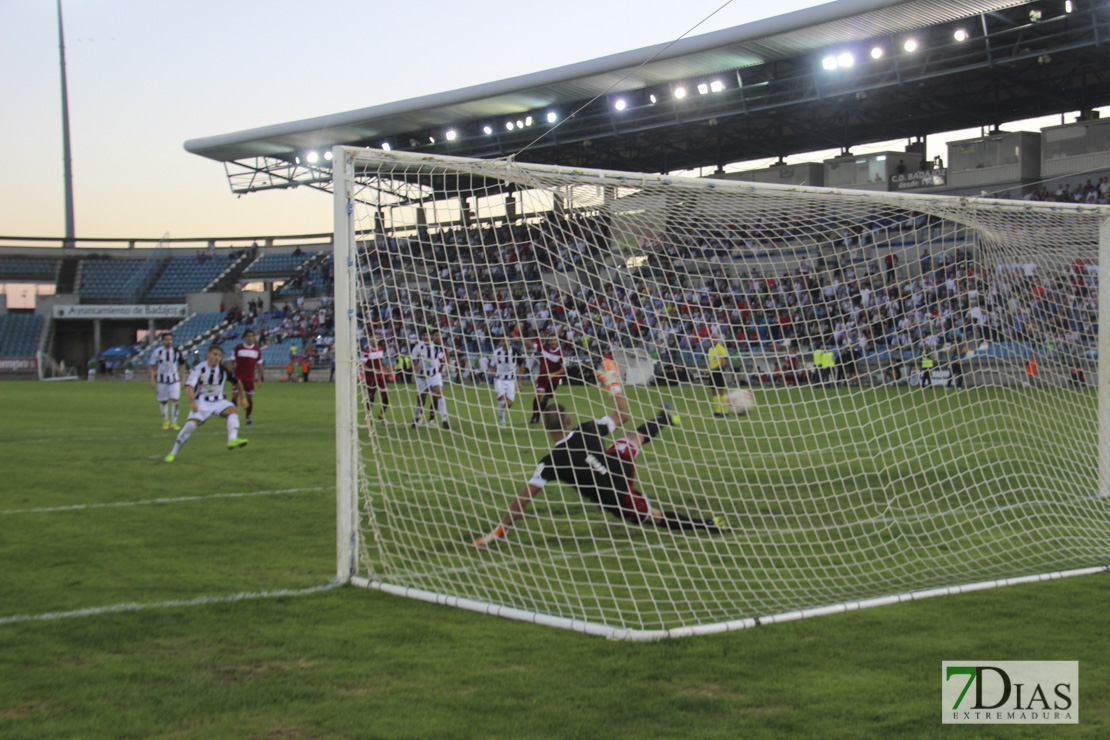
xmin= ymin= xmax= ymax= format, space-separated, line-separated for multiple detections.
xmin=0 ymin=579 xmax=345 ymax=626
xmin=1 ymin=486 xmax=330 ymax=515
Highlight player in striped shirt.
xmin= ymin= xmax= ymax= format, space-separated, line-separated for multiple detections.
xmin=164 ymin=344 xmax=248 ymax=462
xmin=411 ymin=329 xmax=451 ymax=430
xmin=149 ymin=332 xmax=188 ymax=430
xmin=491 ymin=336 xmax=525 ymax=427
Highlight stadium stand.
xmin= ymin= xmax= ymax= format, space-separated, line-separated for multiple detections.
xmin=146 ymin=254 xmax=239 ymax=302
xmin=79 ymin=258 xmax=146 ymax=302
xmin=0 ymin=258 xmax=59 ymax=281
xmin=0 ymin=314 xmax=44 ymax=358
xmin=242 ymin=251 xmax=315 ymax=277
xmin=276 ymin=254 xmax=333 ymax=297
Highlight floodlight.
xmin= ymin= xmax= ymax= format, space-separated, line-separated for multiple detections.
xmin=294 ymin=156 xmax=301 ymax=165
xmin=837 ymin=52 xmax=854 ymax=68
xmin=506 ymin=121 xmax=515 ymax=131
xmin=516 ymin=120 xmax=523 ymax=128
xmin=1065 ymin=0 xmax=1073 ymax=12
xmin=710 ymin=80 xmax=725 ymax=93
xmin=1029 ymin=8 xmax=1042 ymax=21
xmin=674 ymin=86 xmax=687 ymax=99
xmin=546 ymin=111 xmax=557 ymax=123
xmin=525 ymin=116 xmax=533 ymax=126
xmin=483 ymin=125 xmax=493 ymax=135
xmin=323 ymin=150 xmax=332 ymax=161
xmin=954 ymin=28 xmax=968 ymax=42
xmin=904 ymin=38 xmax=918 ymax=52
xmin=381 ymin=142 xmax=390 ymax=151
xmin=871 ymin=46 xmax=884 ymax=59
xmin=428 ymin=136 xmax=435 ymax=144
xmin=614 ymin=99 xmax=627 ymax=111
xmin=445 ymin=130 xmax=457 ymax=141
xmin=697 ymin=83 xmax=709 ymax=95
xmin=822 ymin=56 xmax=838 ymax=70
xmin=649 ymin=94 xmax=657 ymax=104
xmin=306 ymin=151 xmax=319 ymax=163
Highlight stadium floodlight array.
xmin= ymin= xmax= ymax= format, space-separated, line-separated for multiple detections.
xmin=333 ymin=146 xmax=1110 ymax=640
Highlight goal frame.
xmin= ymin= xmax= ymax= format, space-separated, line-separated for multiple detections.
xmin=332 ymin=145 xmax=1110 ymax=639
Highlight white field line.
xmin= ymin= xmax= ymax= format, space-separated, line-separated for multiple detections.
xmin=1 ymin=486 xmax=329 ymax=515
xmin=0 ymin=579 xmax=343 ymax=626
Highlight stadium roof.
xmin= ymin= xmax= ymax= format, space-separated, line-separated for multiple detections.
xmin=185 ymin=0 xmax=1110 ymax=193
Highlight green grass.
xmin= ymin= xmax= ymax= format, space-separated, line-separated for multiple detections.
xmin=2 ymin=380 xmax=1109 ymax=738
xmin=361 ymin=380 xmax=1107 ymax=635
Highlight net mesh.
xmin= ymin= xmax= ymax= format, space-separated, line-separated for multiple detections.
xmin=341 ymin=149 xmax=1109 ymax=636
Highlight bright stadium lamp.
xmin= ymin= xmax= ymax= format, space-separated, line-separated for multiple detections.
xmin=306 ymin=151 xmax=319 ymax=163
xmin=954 ymin=28 xmax=968 ymax=41
xmin=445 ymin=130 xmax=457 ymax=141
xmin=674 ymin=86 xmax=687 ymax=99
xmin=697 ymin=83 xmax=709 ymax=95
xmin=380 ymin=142 xmax=390 ymax=151
xmin=710 ymin=80 xmax=725 ymax=93
xmin=837 ymin=52 xmax=854 ymax=68
xmin=649 ymin=94 xmax=658 ymax=104
xmin=323 ymin=150 xmax=332 ymax=161
xmin=506 ymin=121 xmax=515 ymax=131
xmin=1065 ymin=0 xmax=1073 ymax=12
xmin=525 ymin=116 xmax=533 ymax=126
xmin=822 ymin=56 xmax=838 ymax=70
xmin=904 ymin=38 xmax=918 ymax=52
xmin=483 ymin=125 xmax=493 ymax=135
xmin=614 ymin=99 xmax=627 ymax=111
xmin=871 ymin=46 xmax=884 ymax=59
xmin=516 ymin=120 xmax=524 ymax=128
xmin=428 ymin=136 xmax=435 ymax=144
xmin=546 ymin=111 xmax=557 ymax=123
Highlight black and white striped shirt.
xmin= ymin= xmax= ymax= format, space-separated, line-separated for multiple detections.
xmin=411 ymin=341 xmax=446 ymax=377
xmin=186 ymin=362 xmax=234 ymax=403
xmin=150 ymin=346 xmax=187 ymax=384
xmin=492 ymin=345 xmax=521 ymax=381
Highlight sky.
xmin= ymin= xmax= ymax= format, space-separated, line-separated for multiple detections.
xmin=2 ymin=0 xmax=847 ymax=243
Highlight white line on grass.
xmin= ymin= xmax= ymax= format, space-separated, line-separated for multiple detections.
xmin=0 ymin=486 xmax=330 ymax=515
xmin=0 ymin=580 xmax=344 ymax=626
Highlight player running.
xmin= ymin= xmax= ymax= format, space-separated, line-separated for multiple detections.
xmin=528 ymin=333 xmax=566 ymax=424
xmin=149 ymin=332 xmax=188 ymax=430
xmin=362 ymin=335 xmax=392 ymax=425
xmin=411 ymin=329 xmax=451 ymax=430
xmin=164 ymin=344 xmax=249 ymax=462
xmin=231 ymin=329 xmax=263 ymax=426
xmin=475 ymin=366 xmax=727 ymax=545
xmin=491 ymin=336 xmax=525 ymax=427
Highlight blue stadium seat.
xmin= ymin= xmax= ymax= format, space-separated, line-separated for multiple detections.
xmin=0 ymin=314 xmax=44 ymax=358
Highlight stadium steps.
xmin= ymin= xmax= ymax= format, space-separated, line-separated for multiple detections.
xmin=56 ymin=257 xmax=80 ymax=295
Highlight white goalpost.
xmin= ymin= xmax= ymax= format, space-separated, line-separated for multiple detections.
xmin=334 ymin=145 xmax=1110 ymax=640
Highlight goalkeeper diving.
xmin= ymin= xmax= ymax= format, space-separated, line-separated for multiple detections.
xmin=475 ymin=352 xmax=728 ymax=545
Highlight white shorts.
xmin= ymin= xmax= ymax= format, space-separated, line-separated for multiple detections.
xmin=156 ymin=382 xmax=181 ymax=403
xmin=187 ymin=398 xmax=236 ymax=424
xmin=416 ymin=374 xmax=443 ymax=394
xmin=494 ymin=378 xmax=517 ymax=402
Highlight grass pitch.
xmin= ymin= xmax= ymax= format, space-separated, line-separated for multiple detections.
xmin=2 ymin=379 xmax=1109 ymax=738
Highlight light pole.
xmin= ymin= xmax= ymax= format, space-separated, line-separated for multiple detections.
xmin=58 ymin=0 xmax=76 ymax=249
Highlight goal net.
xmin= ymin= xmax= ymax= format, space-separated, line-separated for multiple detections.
xmin=333 ymin=146 xmax=1110 ymax=639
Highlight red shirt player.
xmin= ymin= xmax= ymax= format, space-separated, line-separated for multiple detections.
xmin=361 ymin=338 xmax=391 ymax=424
xmin=231 ymin=328 xmax=263 ymax=426
xmin=529 ymin=334 xmax=566 ymax=424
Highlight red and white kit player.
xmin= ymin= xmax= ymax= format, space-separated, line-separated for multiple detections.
xmin=361 ymin=337 xmax=391 ymax=424
xmin=231 ymin=328 xmax=263 ymax=426
xmin=529 ymin=334 xmax=566 ymax=424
